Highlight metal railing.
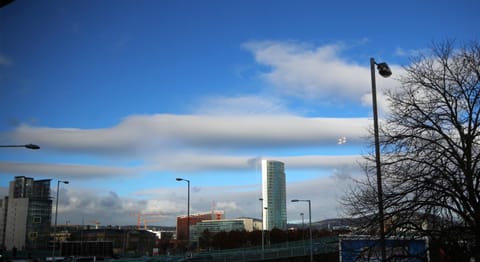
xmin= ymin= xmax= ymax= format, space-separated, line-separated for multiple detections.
xmin=114 ymin=236 xmax=338 ymax=262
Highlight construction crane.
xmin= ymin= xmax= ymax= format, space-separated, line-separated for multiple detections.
xmin=129 ymin=212 xmax=164 ymax=229
xmin=88 ymin=219 xmax=100 ymax=229
xmin=143 ymin=218 xmax=162 ymax=230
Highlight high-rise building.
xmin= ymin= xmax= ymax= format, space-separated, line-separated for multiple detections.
xmin=261 ymin=160 xmax=287 ymax=230
xmin=0 ymin=176 xmax=52 ymax=250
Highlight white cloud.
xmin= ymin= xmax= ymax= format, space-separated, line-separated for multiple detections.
xmin=1 ymin=112 xmax=369 ymax=225
xmin=1 ymin=148 xmax=365 ymax=227
xmin=3 ymin=114 xmax=372 ymax=175
xmin=243 ymin=41 xmax=401 ymax=113
xmin=287 ymin=176 xmax=356 ymax=221
xmin=194 ymin=95 xmax=290 ymax=115
xmin=0 ymin=162 xmax=136 ymax=179
xmin=3 ymin=168 xmax=360 ymax=226
xmin=51 ymin=186 xmax=191 ymax=226
xmin=0 ymin=54 xmax=12 ymax=66
xmin=145 ymin=153 xmax=365 ymax=173
xmin=9 ymin=115 xmax=371 ymax=156
xmin=243 ymin=41 xmax=369 ymax=99
xmin=394 ymin=47 xmax=428 ymax=57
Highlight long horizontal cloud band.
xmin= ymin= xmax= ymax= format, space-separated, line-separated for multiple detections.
xmin=9 ymin=114 xmax=372 ymax=153
xmin=0 ymin=154 xmax=364 ymax=177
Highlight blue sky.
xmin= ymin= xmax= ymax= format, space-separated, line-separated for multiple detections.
xmin=0 ymin=0 xmax=478 ymax=227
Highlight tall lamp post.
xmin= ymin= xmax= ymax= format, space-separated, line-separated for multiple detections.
xmin=52 ymin=180 xmax=69 ymax=259
xmin=292 ymin=199 xmax=312 ymax=262
xmin=0 ymin=143 xmax=40 ymax=150
xmin=176 ymin=178 xmax=190 ymax=243
xmin=300 ymin=212 xmax=305 ymax=229
xmin=259 ymin=198 xmax=268 ymax=259
xmin=300 ymin=212 xmax=305 ymax=240
xmin=370 ymin=57 xmax=392 ymax=262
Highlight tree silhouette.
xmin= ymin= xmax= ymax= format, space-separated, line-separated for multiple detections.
xmin=344 ymin=40 xmax=480 ymax=260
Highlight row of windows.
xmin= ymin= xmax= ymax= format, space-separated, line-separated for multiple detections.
xmin=13 ymin=178 xmax=51 ymax=199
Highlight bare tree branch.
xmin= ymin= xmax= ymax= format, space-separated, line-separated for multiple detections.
xmin=343 ymin=40 xmax=480 ymax=260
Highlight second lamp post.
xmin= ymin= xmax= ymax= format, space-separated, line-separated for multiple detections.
xmin=52 ymin=180 xmax=69 ymax=259
xmin=292 ymin=199 xmax=312 ymax=262
xmin=176 ymin=178 xmax=190 ymax=242
xmin=370 ymin=57 xmax=392 ymax=262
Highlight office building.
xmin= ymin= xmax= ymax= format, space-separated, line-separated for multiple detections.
xmin=176 ymin=210 xmax=224 ymax=241
xmin=0 ymin=176 xmax=52 ymax=250
xmin=261 ymin=160 xmax=287 ymax=230
xmin=190 ymin=217 xmax=261 ymax=243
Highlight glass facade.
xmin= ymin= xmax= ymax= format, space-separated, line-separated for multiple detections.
xmin=261 ymin=160 xmax=287 ymax=230
xmin=32 ymin=179 xmax=51 ymax=199
xmin=2 ymin=176 xmax=52 ymax=250
xmin=191 ymin=219 xmax=247 ymax=242
xmin=26 ymin=198 xmax=52 ymax=249
xmin=176 ymin=211 xmax=224 ymax=241
xmin=13 ymin=176 xmax=34 ymax=198
xmin=11 ymin=177 xmax=51 ymax=200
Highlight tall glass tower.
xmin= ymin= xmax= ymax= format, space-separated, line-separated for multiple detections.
xmin=261 ymin=160 xmax=287 ymax=230
xmin=1 ymin=176 xmax=52 ymax=250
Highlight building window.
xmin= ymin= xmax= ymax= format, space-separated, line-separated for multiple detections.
xmin=29 ymin=232 xmax=38 ymax=240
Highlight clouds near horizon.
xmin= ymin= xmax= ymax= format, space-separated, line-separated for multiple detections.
xmin=1 ymin=41 xmax=396 ymax=225
xmin=3 ymin=113 xmax=370 ymax=175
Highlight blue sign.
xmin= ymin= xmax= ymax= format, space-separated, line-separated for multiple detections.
xmin=340 ymin=237 xmax=428 ymax=262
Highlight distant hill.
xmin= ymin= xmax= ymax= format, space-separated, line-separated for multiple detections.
xmin=289 ymin=217 xmax=363 ymax=230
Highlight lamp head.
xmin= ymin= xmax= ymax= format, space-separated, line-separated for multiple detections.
xmin=376 ymin=62 xmax=392 ymax=77
xmin=176 ymin=178 xmax=183 ymax=181
xmin=291 ymin=199 xmax=299 ymax=202
xmin=25 ymin=144 xmax=40 ymax=150
xmin=63 ymin=181 xmax=69 ymax=184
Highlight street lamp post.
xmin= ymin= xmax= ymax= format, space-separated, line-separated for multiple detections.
xmin=0 ymin=143 xmax=40 ymax=150
xmin=176 ymin=178 xmax=190 ymax=243
xmin=292 ymin=199 xmax=312 ymax=262
xmin=300 ymin=212 xmax=305 ymax=240
xmin=52 ymin=180 xmax=69 ymax=259
xmin=259 ymin=198 xmax=265 ymax=259
xmin=370 ymin=57 xmax=392 ymax=262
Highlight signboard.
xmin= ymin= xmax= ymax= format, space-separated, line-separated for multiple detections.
xmin=340 ymin=236 xmax=429 ymax=262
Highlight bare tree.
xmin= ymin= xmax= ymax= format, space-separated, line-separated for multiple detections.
xmin=343 ymin=40 xmax=480 ymax=261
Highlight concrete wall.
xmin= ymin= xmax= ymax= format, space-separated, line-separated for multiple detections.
xmin=5 ymin=198 xmax=28 ymax=250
